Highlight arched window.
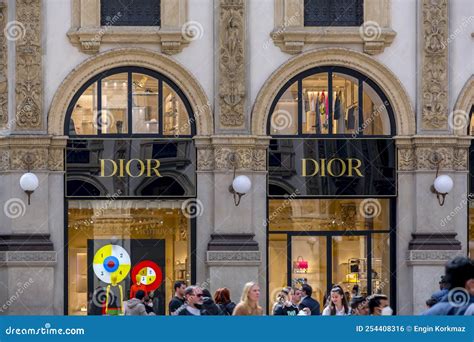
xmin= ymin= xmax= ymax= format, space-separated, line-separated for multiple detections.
xmin=65 ymin=67 xmax=195 ymax=137
xmin=268 ymin=67 xmax=395 ymax=137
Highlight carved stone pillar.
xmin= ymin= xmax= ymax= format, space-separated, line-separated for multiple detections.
xmin=0 ymin=1 xmax=7 ymax=128
xmin=195 ymin=135 xmax=269 ymax=309
xmin=216 ymin=0 xmax=247 ymax=132
xmin=14 ymin=0 xmax=43 ymax=131
xmin=420 ymin=0 xmax=449 ymax=131
xmin=0 ymin=136 xmax=66 ymax=314
xmin=396 ymin=136 xmax=469 ymax=314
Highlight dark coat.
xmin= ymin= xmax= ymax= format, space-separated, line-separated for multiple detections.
xmin=299 ymin=296 xmax=321 ymax=315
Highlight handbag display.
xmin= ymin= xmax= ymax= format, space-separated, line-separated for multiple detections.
xmin=293 ymin=256 xmax=309 ymax=273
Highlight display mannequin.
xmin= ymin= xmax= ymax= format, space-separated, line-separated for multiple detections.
xmin=130 ymin=274 xmax=147 ymax=299
xmin=105 ymin=274 xmax=123 ymax=315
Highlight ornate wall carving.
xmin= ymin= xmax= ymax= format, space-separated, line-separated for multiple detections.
xmin=396 ymin=136 xmax=470 ymax=171
xmin=195 ymin=136 xmax=269 ymax=172
xmin=0 ymin=136 xmax=67 ymax=171
xmin=0 ymin=1 xmax=7 ymax=128
xmin=421 ymin=0 xmax=448 ymax=130
xmin=15 ymin=0 xmax=43 ymax=130
xmin=218 ymin=0 xmax=246 ymax=128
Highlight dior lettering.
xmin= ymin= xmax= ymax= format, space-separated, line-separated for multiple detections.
xmin=301 ymin=158 xmax=364 ymax=177
xmin=100 ymin=159 xmax=162 ymax=177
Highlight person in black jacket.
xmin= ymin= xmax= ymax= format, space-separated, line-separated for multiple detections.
xmin=168 ymin=281 xmax=186 ymax=315
xmin=298 ymin=284 xmax=321 ymax=315
xmin=274 ymin=287 xmax=301 ymax=316
xmin=201 ymin=289 xmax=224 ymax=315
xmin=214 ymin=288 xmax=236 ymax=316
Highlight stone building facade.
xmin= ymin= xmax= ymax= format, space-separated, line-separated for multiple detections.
xmin=0 ymin=0 xmax=472 ymax=315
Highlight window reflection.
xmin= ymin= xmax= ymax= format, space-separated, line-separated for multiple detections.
xmin=268 ymin=199 xmax=390 ymax=231
xmin=163 ymin=83 xmax=190 ymax=136
xmin=70 ymin=83 xmax=98 ymax=135
xmin=132 ymin=73 xmax=159 ymax=134
xmin=362 ymin=82 xmax=391 ymax=135
xmin=270 ymin=82 xmax=298 ymax=135
xmin=101 ymin=73 xmax=128 ymax=134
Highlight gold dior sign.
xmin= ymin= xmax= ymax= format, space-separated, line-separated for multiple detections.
xmin=100 ymin=159 xmax=162 ymax=177
xmin=301 ymin=158 xmax=364 ymax=177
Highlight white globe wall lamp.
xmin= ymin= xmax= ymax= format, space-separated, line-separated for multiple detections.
xmin=228 ymin=153 xmax=252 ymax=206
xmin=19 ymin=154 xmax=39 ymax=205
xmin=430 ymin=153 xmax=454 ymax=206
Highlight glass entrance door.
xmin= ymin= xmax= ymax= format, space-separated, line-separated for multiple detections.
xmin=331 ymin=235 xmax=368 ymax=300
xmin=288 ymin=233 xmax=368 ymax=308
xmin=290 ymin=236 xmax=327 ymax=306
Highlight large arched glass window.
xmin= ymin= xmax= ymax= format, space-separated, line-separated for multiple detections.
xmin=268 ymin=67 xmax=395 ymax=137
xmin=66 ymin=67 xmax=195 ymax=137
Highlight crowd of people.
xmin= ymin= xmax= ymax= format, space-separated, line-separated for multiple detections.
xmin=121 ymin=256 xmax=473 ymax=316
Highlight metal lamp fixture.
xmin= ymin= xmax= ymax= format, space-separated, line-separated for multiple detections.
xmin=430 ymin=152 xmax=453 ymax=206
xmin=19 ymin=154 xmax=39 ymax=205
xmin=228 ymin=153 xmax=252 ymax=206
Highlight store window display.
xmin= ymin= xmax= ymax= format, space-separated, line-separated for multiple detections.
xmin=269 ymin=67 xmax=394 ymax=137
xmin=67 ymin=200 xmax=191 ymax=316
xmin=65 ymin=66 xmax=197 ymax=316
xmin=267 ymin=66 xmax=395 ymax=313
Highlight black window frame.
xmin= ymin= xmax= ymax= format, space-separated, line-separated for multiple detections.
xmin=65 ymin=66 xmax=196 ymax=138
xmin=267 ymin=66 xmax=396 ymax=138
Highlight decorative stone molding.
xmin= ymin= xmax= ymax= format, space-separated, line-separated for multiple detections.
xmin=252 ymin=48 xmax=415 ymax=136
xmin=0 ymin=251 xmax=57 ymax=266
xmin=0 ymin=136 xmax=67 ymax=171
xmin=408 ymin=233 xmax=461 ymax=251
xmin=407 ymin=250 xmax=462 ymax=266
xmin=15 ymin=0 xmax=43 ymax=130
xmin=0 ymin=1 xmax=7 ymax=128
xmin=207 ymin=251 xmax=261 ymax=263
xmin=67 ymin=0 xmax=190 ymax=55
xmin=218 ymin=0 xmax=246 ymax=128
xmin=420 ymin=0 xmax=448 ymax=131
xmin=396 ymin=136 xmax=471 ymax=171
xmin=453 ymin=75 xmax=474 ymax=136
xmin=0 ymin=234 xmax=54 ymax=251
xmin=194 ymin=135 xmax=270 ymax=171
xmin=271 ymin=0 xmax=396 ymax=55
xmin=48 ymin=48 xmax=213 ymax=136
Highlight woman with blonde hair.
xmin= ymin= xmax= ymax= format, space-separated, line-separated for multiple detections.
xmin=233 ymin=282 xmax=263 ymax=316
